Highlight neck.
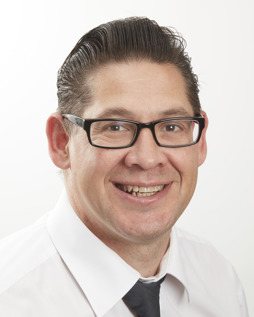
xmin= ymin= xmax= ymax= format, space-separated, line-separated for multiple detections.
xmin=102 ymin=232 xmax=171 ymax=278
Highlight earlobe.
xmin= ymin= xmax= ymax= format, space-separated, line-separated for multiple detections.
xmin=46 ymin=113 xmax=70 ymax=170
xmin=197 ymin=110 xmax=208 ymax=167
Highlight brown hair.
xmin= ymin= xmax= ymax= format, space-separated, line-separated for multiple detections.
xmin=57 ymin=17 xmax=201 ymax=117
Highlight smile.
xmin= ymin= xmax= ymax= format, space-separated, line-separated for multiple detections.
xmin=115 ymin=184 xmax=165 ymax=197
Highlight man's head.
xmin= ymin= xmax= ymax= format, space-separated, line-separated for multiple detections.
xmin=47 ymin=17 xmax=208 ymax=249
xmin=57 ymin=17 xmax=201 ymax=120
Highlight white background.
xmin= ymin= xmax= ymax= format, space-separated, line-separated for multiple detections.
xmin=0 ymin=0 xmax=253 ymax=315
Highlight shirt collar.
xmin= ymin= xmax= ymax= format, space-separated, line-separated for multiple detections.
xmin=47 ymin=192 xmax=191 ymax=316
xmin=139 ymin=228 xmax=191 ymax=302
xmin=165 ymin=227 xmax=191 ymax=302
xmin=47 ymin=192 xmax=140 ymax=317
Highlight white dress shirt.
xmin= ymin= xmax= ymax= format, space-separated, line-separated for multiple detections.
xmin=0 ymin=192 xmax=248 ymax=316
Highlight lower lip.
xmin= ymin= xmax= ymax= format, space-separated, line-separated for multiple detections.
xmin=112 ymin=183 xmax=172 ymax=206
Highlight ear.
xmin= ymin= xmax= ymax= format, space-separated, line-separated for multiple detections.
xmin=46 ymin=113 xmax=70 ymax=170
xmin=197 ymin=110 xmax=208 ymax=167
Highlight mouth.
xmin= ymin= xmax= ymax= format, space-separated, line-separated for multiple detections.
xmin=115 ymin=184 xmax=165 ymax=197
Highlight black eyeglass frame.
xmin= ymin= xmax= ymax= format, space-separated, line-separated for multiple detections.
xmin=62 ymin=114 xmax=205 ymax=149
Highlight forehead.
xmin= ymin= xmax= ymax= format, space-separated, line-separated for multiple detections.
xmin=83 ymin=61 xmax=194 ymax=120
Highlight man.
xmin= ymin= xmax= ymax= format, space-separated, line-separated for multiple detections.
xmin=0 ymin=17 xmax=248 ymax=316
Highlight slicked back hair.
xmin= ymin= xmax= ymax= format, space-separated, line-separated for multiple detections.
xmin=57 ymin=17 xmax=201 ymax=119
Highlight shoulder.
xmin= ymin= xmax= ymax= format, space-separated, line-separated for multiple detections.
xmin=174 ymin=226 xmax=222 ymax=253
xmin=173 ymin=226 xmax=242 ymax=290
xmin=174 ymin=226 xmax=230 ymax=267
xmin=0 ymin=213 xmax=57 ymax=294
xmin=172 ymin=227 xmax=248 ymax=314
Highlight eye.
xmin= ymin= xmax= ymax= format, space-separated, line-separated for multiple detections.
xmin=162 ymin=124 xmax=181 ymax=132
xmin=106 ymin=124 xmax=127 ymax=131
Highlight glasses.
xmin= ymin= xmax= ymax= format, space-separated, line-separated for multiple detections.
xmin=62 ymin=114 xmax=205 ymax=149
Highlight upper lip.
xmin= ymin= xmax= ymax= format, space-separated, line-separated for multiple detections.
xmin=113 ymin=182 xmax=168 ymax=187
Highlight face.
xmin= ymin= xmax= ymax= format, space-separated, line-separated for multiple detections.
xmin=64 ymin=61 xmax=207 ymax=246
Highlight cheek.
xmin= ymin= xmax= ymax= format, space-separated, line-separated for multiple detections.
xmin=168 ymin=147 xmax=199 ymax=183
xmin=168 ymin=149 xmax=199 ymax=214
xmin=81 ymin=150 xmax=127 ymax=212
xmin=77 ymin=147 xmax=125 ymax=186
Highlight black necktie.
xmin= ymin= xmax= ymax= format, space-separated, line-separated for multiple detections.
xmin=123 ymin=276 xmax=165 ymax=317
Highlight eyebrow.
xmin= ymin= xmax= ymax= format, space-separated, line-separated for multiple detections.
xmin=158 ymin=108 xmax=194 ymax=117
xmin=94 ymin=106 xmax=194 ymax=119
xmin=95 ymin=108 xmax=134 ymax=119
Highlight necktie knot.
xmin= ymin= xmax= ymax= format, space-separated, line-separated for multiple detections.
xmin=123 ymin=276 xmax=165 ymax=317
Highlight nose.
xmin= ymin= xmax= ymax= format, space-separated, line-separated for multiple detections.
xmin=124 ymin=128 xmax=168 ymax=170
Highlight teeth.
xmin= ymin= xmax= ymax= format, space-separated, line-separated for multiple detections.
xmin=127 ymin=185 xmax=133 ymax=192
xmin=117 ymin=184 xmax=164 ymax=196
xmin=133 ymin=186 xmax=139 ymax=192
xmin=136 ymin=192 xmax=157 ymax=197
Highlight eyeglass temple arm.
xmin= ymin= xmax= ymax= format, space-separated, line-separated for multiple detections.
xmin=62 ymin=114 xmax=85 ymax=128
